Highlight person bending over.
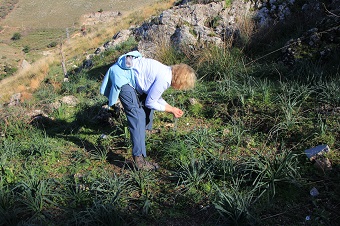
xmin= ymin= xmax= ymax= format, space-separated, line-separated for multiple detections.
xmin=100 ymin=51 xmax=196 ymax=170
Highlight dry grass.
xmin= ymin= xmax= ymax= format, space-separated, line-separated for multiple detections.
xmin=1 ymin=0 xmax=160 ymax=29
xmin=234 ymin=9 xmax=256 ymax=45
xmin=0 ymin=54 xmax=57 ymax=102
xmin=0 ymin=0 xmax=177 ymax=103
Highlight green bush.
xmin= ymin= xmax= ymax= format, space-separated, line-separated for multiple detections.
xmin=11 ymin=32 xmax=21 ymax=40
xmin=47 ymin=41 xmax=58 ymax=48
xmin=3 ymin=64 xmax=17 ymax=76
xmin=22 ymin=45 xmax=30 ymax=53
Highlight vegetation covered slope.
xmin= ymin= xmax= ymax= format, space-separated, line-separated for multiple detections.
xmin=0 ymin=0 xmax=339 ymax=225
xmin=0 ymin=0 xmax=169 ymax=90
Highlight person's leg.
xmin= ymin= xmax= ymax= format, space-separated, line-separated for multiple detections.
xmin=139 ymin=93 xmax=155 ymax=132
xmin=144 ymin=106 xmax=154 ymax=131
xmin=119 ymin=84 xmax=146 ymax=157
xmin=119 ymin=85 xmax=158 ymax=171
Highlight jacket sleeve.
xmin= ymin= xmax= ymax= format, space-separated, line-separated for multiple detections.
xmin=100 ymin=68 xmax=111 ymax=98
xmin=100 ymin=66 xmax=120 ymax=107
xmin=145 ymin=78 xmax=169 ymax=111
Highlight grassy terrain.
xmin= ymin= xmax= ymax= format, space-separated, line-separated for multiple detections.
xmin=1 ymin=1 xmax=340 ymax=226
xmin=2 ymin=39 xmax=339 ymax=225
xmin=0 ymin=0 xmax=18 ymax=19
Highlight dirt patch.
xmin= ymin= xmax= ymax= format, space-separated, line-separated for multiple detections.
xmin=81 ymin=11 xmax=122 ymax=26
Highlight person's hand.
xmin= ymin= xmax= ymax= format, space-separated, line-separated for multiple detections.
xmin=165 ymin=104 xmax=183 ymax=118
xmin=172 ymin=107 xmax=183 ymax=118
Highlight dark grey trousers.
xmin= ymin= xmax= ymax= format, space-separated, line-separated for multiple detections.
xmin=119 ymin=84 xmax=153 ymax=157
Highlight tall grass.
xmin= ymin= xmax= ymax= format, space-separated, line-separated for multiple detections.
xmin=317 ymin=77 xmax=340 ymax=108
xmin=153 ymin=37 xmax=187 ymax=65
xmin=247 ymin=150 xmax=301 ymax=199
xmin=194 ymin=44 xmax=244 ymax=81
xmin=214 ymin=177 xmax=262 ymax=226
xmin=270 ymin=82 xmax=312 ymax=135
xmin=176 ymin=154 xmax=214 ymax=193
xmin=74 ymin=200 xmax=126 ymax=226
xmin=15 ymin=178 xmax=57 ymax=224
xmin=0 ymin=181 xmax=17 ymax=226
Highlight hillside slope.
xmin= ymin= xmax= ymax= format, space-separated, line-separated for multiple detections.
xmin=1 ymin=0 xmax=159 ymax=28
xmin=0 ymin=0 xmax=176 ymax=102
xmin=0 ymin=1 xmax=339 ymax=225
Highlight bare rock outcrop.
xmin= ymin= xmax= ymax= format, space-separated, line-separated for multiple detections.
xmin=134 ymin=1 xmax=254 ymax=57
xmin=84 ymin=0 xmax=340 ymax=66
xmin=86 ymin=0 xmax=256 ymax=60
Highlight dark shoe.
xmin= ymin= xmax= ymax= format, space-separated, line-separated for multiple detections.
xmin=133 ymin=155 xmax=159 ymax=171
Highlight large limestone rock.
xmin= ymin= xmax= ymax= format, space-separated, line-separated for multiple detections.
xmin=134 ymin=1 xmax=251 ymax=57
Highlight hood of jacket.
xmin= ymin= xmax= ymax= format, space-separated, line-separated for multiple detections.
xmin=117 ymin=50 xmax=142 ymax=70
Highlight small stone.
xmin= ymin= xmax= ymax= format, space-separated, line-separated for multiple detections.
xmin=100 ymin=134 xmax=108 ymax=139
xmin=310 ymin=187 xmax=319 ymax=197
xmin=314 ymin=157 xmax=332 ymax=172
xmin=60 ymin=95 xmax=78 ymax=106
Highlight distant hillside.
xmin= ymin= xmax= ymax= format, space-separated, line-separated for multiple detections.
xmin=0 ymin=0 xmax=18 ymax=19
xmin=0 ymin=0 xmax=176 ymax=102
xmin=0 ymin=0 xmax=158 ymax=28
xmin=0 ymin=0 xmax=167 ymax=88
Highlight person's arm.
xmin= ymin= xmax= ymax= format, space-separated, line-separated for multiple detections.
xmin=145 ymin=79 xmax=169 ymax=111
xmin=145 ymin=83 xmax=183 ymax=117
xmin=165 ymin=103 xmax=183 ymax=118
